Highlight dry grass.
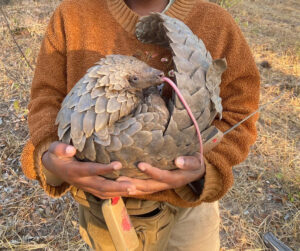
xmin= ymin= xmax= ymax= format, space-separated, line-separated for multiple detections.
xmin=219 ymin=0 xmax=300 ymax=249
xmin=0 ymin=0 xmax=299 ymax=250
xmin=1 ymin=1 xmax=88 ymax=249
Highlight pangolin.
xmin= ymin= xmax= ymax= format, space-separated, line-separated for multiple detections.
xmin=55 ymin=13 xmax=227 ymax=179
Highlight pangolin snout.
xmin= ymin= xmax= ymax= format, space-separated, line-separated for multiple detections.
xmin=153 ymin=70 xmax=165 ymax=84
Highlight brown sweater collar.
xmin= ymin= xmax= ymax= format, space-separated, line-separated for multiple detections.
xmin=107 ymin=0 xmax=196 ymax=34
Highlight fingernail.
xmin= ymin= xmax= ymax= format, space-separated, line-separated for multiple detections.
xmin=138 ymin=163 xmax=146 ymax=172
xmin=176 ymin=157 xmax=184 ymax=167
xmin=112 ymin=162 xmax=122 ymax=170
xmin=66 ymin=146 xmax=75 ymax=155
xmin=127 ymin=188 xmax=136 ymax=195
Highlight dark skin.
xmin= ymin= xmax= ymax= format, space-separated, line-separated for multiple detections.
xmin=42 ymin=0 xmax=206 ymax=199
xmin=124 ymin=0 xmax=169 ymax=16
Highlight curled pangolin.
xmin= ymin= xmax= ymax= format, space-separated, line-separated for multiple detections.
xmin=55 ymin=13 xmax=227 ymax=179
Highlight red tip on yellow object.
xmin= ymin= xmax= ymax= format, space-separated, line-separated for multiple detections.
xmin=112 ymin=197 xmax=120 ymax=205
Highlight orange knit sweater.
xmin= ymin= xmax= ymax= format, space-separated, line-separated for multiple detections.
xmin=21 ymin=0 xmax=260 ymax=208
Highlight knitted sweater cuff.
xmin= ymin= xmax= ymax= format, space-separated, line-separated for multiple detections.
xmin=174 ymin=158 xmax=223 ymax=204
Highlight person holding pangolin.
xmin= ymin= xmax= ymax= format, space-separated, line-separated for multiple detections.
xmin=21 ymin=0 xmax=260 ymax=250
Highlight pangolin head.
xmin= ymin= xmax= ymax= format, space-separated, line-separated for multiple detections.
xmin=126 ymin=60 xmax=164 ymax=91
xmin=97 ymin=55 xmax=164 ymax=92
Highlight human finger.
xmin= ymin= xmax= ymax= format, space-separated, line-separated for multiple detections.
xmin=137 ymin=162 xmax=200 ymax=187
xmin=120 ymin=164 xmax=204 ymax=192
xmin=137 ymin=162 xmax=176 ymax=184
xmin=81 ymin=177 xmax=136 ymax=196
xmin=175 ymin=156 xmax=202 ymax=170
xmin=48 ymin=141 xmax=76 ymax=158
xmin=83 ymin=186 xmax=131 ymax=199
xmin=117 ymin=176 xmax=170 ymax=194
xmin=71 ymin=161 xmax=123 ymax=177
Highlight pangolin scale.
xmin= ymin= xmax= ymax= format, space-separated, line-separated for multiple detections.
xmin=55 ymin=13 xmax=227 ymax=179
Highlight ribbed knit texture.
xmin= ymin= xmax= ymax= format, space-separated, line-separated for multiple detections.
xmin=20 ymin=0 xmax=260 ymax=208
xmin=108 ymin=0 xmax=195 ymax=33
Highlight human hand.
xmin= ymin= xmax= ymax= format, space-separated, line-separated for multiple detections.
xmin=42 ymin=141 xmax=136 ymax=199
xmin=116 ymin=152 xmax=205 ymax=196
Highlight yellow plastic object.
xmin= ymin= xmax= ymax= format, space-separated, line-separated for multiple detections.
xmin=102 ymin=197 xmax=139 ymax=251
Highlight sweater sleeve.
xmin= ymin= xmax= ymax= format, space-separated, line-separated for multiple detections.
xmin=29 ymin=6 xmax=67 ymax=146
xmin=21 ymin=6 xmax=72 ymax=197
xmin=173 ymin=8 xmax=260 ymax=206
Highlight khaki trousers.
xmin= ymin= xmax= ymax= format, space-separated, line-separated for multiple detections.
xmin=72 ymin=189 xmax=220 ymax=251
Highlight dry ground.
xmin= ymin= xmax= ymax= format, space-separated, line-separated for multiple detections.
xmin=0 ymin=0 xmax=299 ymax=250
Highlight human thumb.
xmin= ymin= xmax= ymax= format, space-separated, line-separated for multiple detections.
xmin=48 ymin=141 xmax=77 ymax=158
